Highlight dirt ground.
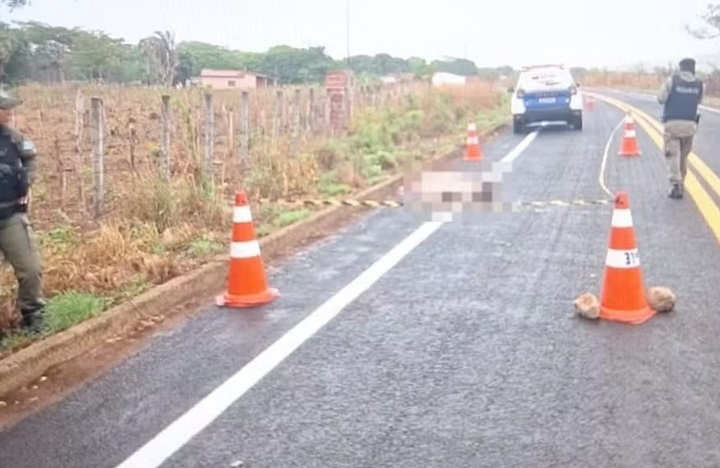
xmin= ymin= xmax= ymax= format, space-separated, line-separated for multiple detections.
xmin=0 ymin=204 xmax=372 ymax=430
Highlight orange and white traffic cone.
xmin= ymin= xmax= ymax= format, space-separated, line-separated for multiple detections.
xmin=599 ymin=192 xmax=654 ymax=325
xmin=464 ymin=122 xmax=483 ymax=161
xmin=618 ymin=113 xmax=641 ymax=157
xmin=623 ymin=113 xmax=635 ymax=132
xmin=585 ymin=95 xmax=595 ymax=111
xmin=216 ymin=190 xmax=280 ymax=308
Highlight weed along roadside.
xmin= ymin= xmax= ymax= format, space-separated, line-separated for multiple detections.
xmin=0 ymin=81 xmax=508 ymax=400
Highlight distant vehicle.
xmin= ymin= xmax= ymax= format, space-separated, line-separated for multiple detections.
xmin=507 ymin=64 xmax=583 ymax=134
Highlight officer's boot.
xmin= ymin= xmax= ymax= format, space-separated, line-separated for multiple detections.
xmin=668 ymin=183 xmax=683 ymax=199
xmin=21 ymin=308 xmax=44 ymax=334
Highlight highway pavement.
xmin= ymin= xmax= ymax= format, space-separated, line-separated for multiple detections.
xmin=3 ymin=92 xmax=720 ymax=467
xmin=591 ymin=86 xmax=720 ymax=181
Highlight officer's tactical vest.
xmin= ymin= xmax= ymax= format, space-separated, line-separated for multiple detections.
xmin=0 ymin=130 xmax=26 ymax=203
xmin=663 ymin=75 xmax=703 ymax=122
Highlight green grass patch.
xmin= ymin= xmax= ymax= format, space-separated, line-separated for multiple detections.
xmin=43 ymin=291 xmax=111 ymax=333
xmin=276 ymin=208 xmax=311 ymax=227
xmin=116 ymin=274 xmax=152 ymax=301
xmin=0 ymin=290 xmax=110 ymax=352
xmin=186 ymin=235 xmax=224 ymax=257
xmin=318 ymin=173 xmax=352 ymax=197
xmin=0 ymin=330 xmax=32 ymax=351
xmin=253 ymin=205 xmax=313 ymax=240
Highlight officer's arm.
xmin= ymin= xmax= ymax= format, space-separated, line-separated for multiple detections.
xmin=17 ymin=135 xmax=37 ymax=186
xmin=699 ymin=81 xmax=705 ymax=104
xmin=657 ymin=76 xmax=671 ymax=104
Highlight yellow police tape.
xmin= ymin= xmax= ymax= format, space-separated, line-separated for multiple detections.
xmin=260 ymin=198 xmax=404 ymax=208
xmin=257 ymin=197 xmax=613 ymax=209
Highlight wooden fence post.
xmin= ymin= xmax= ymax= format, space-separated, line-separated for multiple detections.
xmin=240 ymin=91 xmax=249 ymax=161
xmin=160 ymin=94 xmax=171 ymax=182
xmin=90 ymin=97 xmax=104 ymax=219
xmin=203 ymin=91 xmax=214 ymax=186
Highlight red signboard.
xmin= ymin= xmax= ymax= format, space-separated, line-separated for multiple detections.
xmin=325 ymin=69 xmax=354 ymax=90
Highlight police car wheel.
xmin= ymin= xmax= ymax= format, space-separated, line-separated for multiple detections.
xmin=513 ymin=120 xmax=524 ymax=134
xmin=571 ymin=115 xmax=583 ymax=130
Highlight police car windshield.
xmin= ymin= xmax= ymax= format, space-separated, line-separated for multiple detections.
xmin=519 ymin=68 xmax=571 ymax=88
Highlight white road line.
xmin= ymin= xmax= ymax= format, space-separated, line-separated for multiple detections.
xmin=501 ymin=127 xmax=541 ymax=164
xmin=114 ymin=222 xmax=442 ymax=468
xmin=700 ymin=104 xmax=720 ymax=115
xmin=598 ymin=116 xmax=626 ymax=198
xmin=114 ymin=129 xmax=540 ymax=468
xmin=492 ymin=127 xmax=541 ymax=176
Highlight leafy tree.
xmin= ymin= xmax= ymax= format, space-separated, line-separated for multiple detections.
xmin=432 ymin=57 xmax=478 ymax=76
xmin=0 ymin=0 xmax=78 ymax=9
xmin=0 ymin=0 xmax=29 ymax=10
xmin=406 ymin=57 xmax=436 ymax=78
xmin=173 ymin=42 xmax=260 ymax=84
xmin=687 ymin=3 xmax=720 ymax=39
xmin=70 ymin=30 xmax=125 ymax=81
xmin=258 ymin=45 xmax=335 ymax=83
xmin=371 ymin=53 xmax=410 ymax=75
xmin=17 ymin=21 xmax=75 ymax=82
xmin=139 ymin=31 xmax=177 ymax=86
xmin=0 ymin=19 xmax=514 ymax=87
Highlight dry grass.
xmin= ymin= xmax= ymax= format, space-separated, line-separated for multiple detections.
xmin=581 ymin=72 xmax=665 ymax=91
xmin=0 ymin=79 xmax=507 ymax=346
xmin=581 ymin=70 xmax=720 ymax=97
xmin=580 ymin=71 xmax=720 ymax=109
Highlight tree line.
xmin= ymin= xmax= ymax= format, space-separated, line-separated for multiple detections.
xmin=0 ymin=19 xmax=520 ymax=87
xmin=0 ymin=18 xmax=702 ymax=90
xmin=3 ymin=0 xmax=720 ymax=86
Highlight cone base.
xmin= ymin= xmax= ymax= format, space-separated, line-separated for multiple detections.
xmin=465 ymin=150 xmax=482 ymax=161
xmin=618 ymin=149 xmax=641 ymax=157
xmin=599 ymin=303 xmax=655 ymax=325
xmin=216 ymin=287 xmax=280 ymax=309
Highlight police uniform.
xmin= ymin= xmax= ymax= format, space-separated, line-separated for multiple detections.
xmin=0 ymin=92 xmax=45 ymax=333
xmin=657 ymin=58 xmax=704 ymax=199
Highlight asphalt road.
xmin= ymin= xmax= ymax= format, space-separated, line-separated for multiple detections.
xmin=3 ymin=92 xmax=720 ymax=468
xmin=591 ymin=86 xmax=720 ymax=181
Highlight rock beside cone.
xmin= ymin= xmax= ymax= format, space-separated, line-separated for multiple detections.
xmin=574 ymin=286 xmax=676 ymax=320
xmin=647 ymin=286 xmax=676 ymax=313
xmin=573 ymin=292 xmax=600 ymax=320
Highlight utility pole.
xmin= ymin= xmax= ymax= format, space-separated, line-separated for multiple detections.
xmin=346 ymin=0 xmax=351 ymax=68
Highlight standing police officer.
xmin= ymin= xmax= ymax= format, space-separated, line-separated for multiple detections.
xmin=0 ymin=90 xmax=46 ymax=334
xmin=657 ymin=57 xmax=704 ymax=200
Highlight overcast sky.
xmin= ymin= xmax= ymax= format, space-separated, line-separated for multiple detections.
xmin=2 ymin=0 xmax=720 ymax=68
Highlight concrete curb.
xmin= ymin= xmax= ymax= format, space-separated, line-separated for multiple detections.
xmin=0 ymin=121 xmax=507 ymax=397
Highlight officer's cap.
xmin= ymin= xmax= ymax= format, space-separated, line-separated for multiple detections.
xmin=0 ymin=90 xmax=23 ymax=110
xmin=679 ymin=57 xmax=696 ymax=71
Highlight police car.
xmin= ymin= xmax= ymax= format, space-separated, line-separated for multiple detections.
xmin=508 ymin=64 xmax=583 ymax=134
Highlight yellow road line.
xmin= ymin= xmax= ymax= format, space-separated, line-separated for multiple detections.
xmin=594 ymin=93 xmax=720 ymax=194
xmin=589 ymin=92 xmax=720 ymax=246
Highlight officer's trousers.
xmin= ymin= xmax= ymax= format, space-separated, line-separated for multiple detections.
xmin=0 ymin=211 xmax=45 ymax=315
xmin=663 ymin=119 xmax=697 ymax=186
